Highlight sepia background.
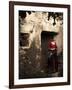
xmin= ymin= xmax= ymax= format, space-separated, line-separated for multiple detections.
xmin=19 ymin=11 xmax=63 ymax=79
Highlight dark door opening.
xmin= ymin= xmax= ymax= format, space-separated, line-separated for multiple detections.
xmin=41 ymin=31 xmax=53 ymax=73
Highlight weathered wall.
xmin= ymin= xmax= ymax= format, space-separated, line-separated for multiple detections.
xmin=19 ymin=11 xmax=63 ymax=78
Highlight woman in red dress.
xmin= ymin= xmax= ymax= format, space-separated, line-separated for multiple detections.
xmin=48 ymin=40 xmax=58 ymax=73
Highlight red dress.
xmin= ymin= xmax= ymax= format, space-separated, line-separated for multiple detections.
xmin=48 ymin=40 xmax=58 ymax=73
xmin=48 ymin=40 xmax=57 ymax=51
